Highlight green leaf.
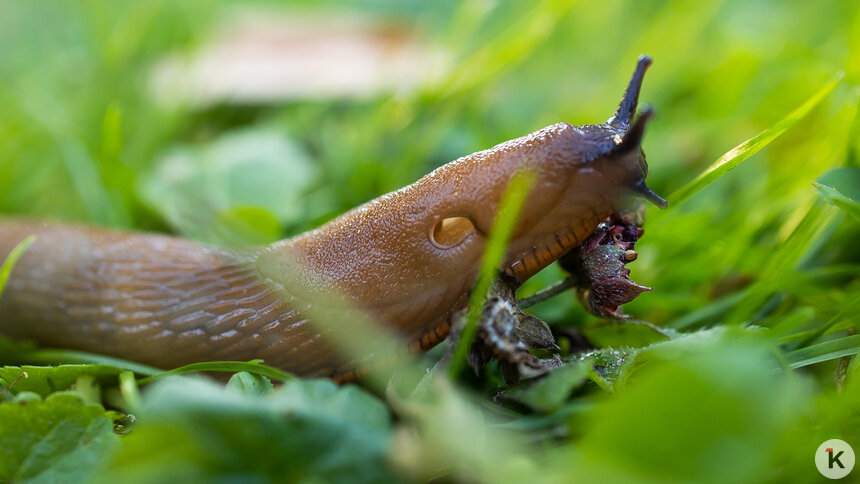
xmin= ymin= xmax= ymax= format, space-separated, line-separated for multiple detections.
xmin=0 ymin=365 xmax=126 ymax=397
xmin=504 ymin=359 xmax=592 ymax=413
xmin=216 ymin=205 xmax=283 ymax=245
xmin=0 ymin=235 xmax=35 ymax=298
xmin=572 ymin=333 xmax=798 ymax=484
xmin=102 ymin=377 xmax=399 ymax=483
xmin=668 ymin=73 xmax=842 ymax=206
xmin=227 ymin=371 xmax=274 ymax=396
xmin=0 ymin=392 xmax=119 ymax=483
xmin=139 ymin=128 xmax=316 ymax=245
xmin=5 ymin=347 xmax=164 ymax=376
xmin=0 ymin=337 xmax=163 ymax=377
xmin=574 ymin=347 xmax=640 ymax=392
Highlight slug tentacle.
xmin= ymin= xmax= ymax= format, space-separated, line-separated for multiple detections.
xmin=608 ymin=54 xmax=652 ymax=128
xmin=632 ymin=179 xmax=668 ymax=209
xmin=616 ymin=107 xmax=654 ymax=154
xmin=612 ymin=107 xmax=668 ymax=209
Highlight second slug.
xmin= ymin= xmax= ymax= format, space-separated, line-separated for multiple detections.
xmin=0 ymin=56 xmax=666 ymax=380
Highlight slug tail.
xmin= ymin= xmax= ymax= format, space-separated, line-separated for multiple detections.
xmin=608 ymin=55 xmax=652 ymax=127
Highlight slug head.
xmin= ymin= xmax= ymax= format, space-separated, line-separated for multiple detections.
xmin=284 ymin=56 xmax=665 ymax=339
xmin=491 ymin=54 xmax=666 ymax=281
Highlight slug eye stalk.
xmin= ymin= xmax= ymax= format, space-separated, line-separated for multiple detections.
xmin=609 ymin=54 xmax=652 ymax=128
xmin=617 ymin=107 xmax=654 ymax=155
xmin=619 ymin=108 xmax=667 ymax=209
xmin=605 ymin=57 xmax=667 ymax=210
xmin=633 ymin=179 xmax=668 ymax=209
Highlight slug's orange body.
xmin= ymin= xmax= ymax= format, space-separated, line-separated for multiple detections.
xmin=0 ymin=57 xmax=664 ymax=380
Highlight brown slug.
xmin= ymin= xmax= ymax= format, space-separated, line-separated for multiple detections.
xmin=0 ymin=56 xmax=666 ymax=381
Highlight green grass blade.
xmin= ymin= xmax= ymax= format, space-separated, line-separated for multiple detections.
xmin=813 ymin=182 xmax=860 ymax=222
xmin=0 ymin=235 xmax=36 ymax=298
xmin=434 ymin=0 xmax=576 ymax=98
xmin=785 ymin=334 xmax=860 ymax=369
xmin=20 ymin=348 xmax=164 ymax=376
xmin=136 ymin=360 xmax=294 ymax=385
xmin=813 ymin=168 xmax=860 ymax=222
xmin=726 ymin=202 xmax=840 ymax=325
xmin=668 ymin=73 xmax=842 ymax=206
xmin=665 ymin=289 xmax=750 ymax=330
xmin=449 ymin=170 xmax=535 ymax=377
xmin=5 ymin=337 xmax=294 ymax=386
xmin=793 ymin=296 xmax=860 ymax=348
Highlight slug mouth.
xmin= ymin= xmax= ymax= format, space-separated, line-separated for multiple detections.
xmin=561 ymin=204 xmax=652 ymax=318
xmin=502 ymin=201 xmax=653 ymax=318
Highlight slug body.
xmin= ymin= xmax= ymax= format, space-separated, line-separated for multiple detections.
xmin=0 ymin=57 xmax=664 ymax=380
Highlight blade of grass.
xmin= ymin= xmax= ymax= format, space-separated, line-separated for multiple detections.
xmin=14 ymin=347 xmax=294 ymax=383
xmin=813 ymin=181 xmax=860 ymax=222
xmin=793 ymin=296 xmax=860 ymax=348
xmin=449 ymin=170 xmax=535 ymax=377
xmin=785 ymin=334 xmax=860 ymax=369
xmin=781 ymin=320 xmax=855 ymax=347
xmin=668 ymin=73 xmax=842 ymax=206
xmin=726 ymin=202 xmax=840 ymax=325
xmin=769 ymin=307 xmax=816 ymax=341
xmin=0 ymin=235 xmax=36 ymax=298
xmin=433 ymin=0 xmax=577 ymax=98
xmin=665 ymin=289 xmax=750 ymax=330
xmin=17 ymin=348 xmax=164 ymax=376
xmin=10 ymin=84 xmax=130 ymax=226
xmin=136 ymin=360 xmax=294 ymax=385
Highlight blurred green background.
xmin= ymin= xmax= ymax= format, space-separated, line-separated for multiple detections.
xmin=1 ymin=1 xmax=859 ymax=483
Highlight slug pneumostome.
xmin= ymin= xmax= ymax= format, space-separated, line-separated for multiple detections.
xmin=0 ymin=56 xmax=665 ymax=381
